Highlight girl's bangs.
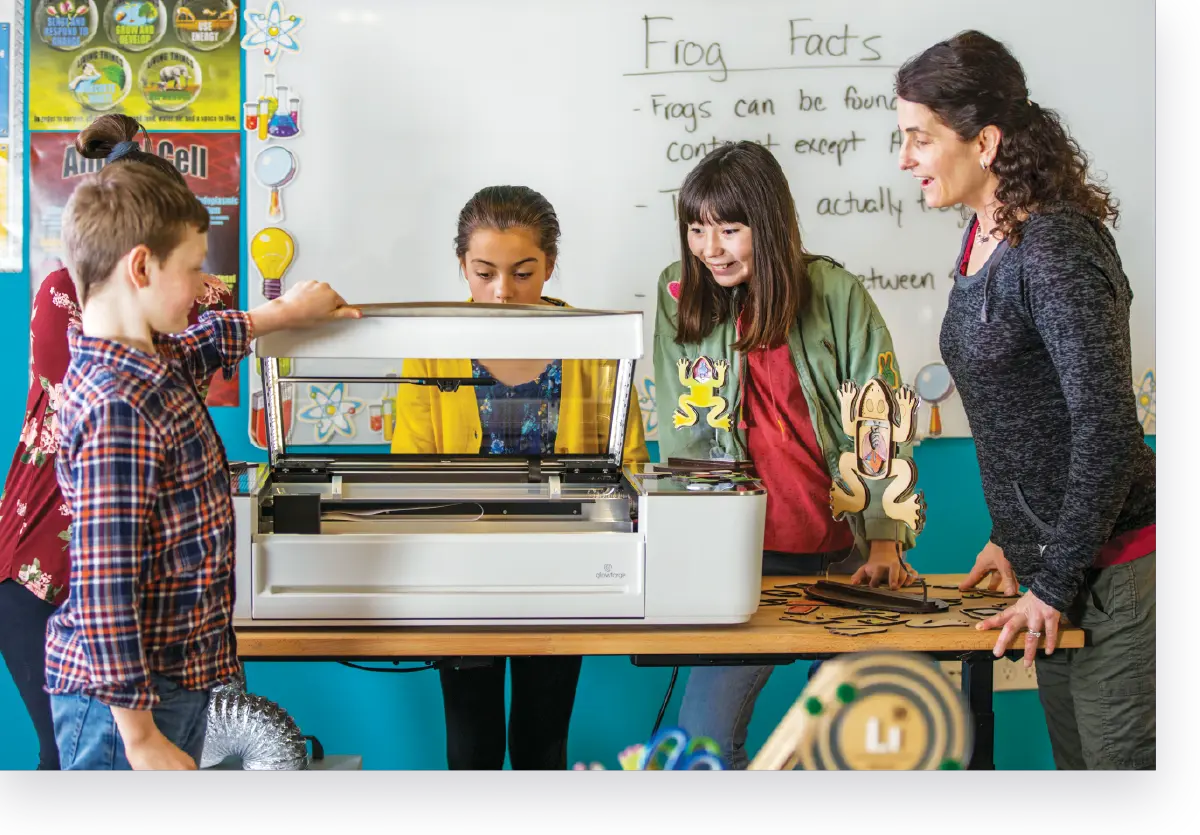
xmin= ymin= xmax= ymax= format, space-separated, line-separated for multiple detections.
xmin=679 ymin=167 xmax=750 ymax=227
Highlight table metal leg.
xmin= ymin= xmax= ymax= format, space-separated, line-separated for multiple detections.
xmin=961 ymin=651 xmax=995 ymax=770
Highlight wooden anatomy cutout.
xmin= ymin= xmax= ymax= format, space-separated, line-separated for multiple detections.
xmin=829 ymin=376 xmax=927 ymax=535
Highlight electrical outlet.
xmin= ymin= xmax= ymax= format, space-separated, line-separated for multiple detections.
xmin=937 ymin=659 xmax=1038 ymax=692
xmin=992 ymin=657 xmax=1039 ymax=691
xmin=938 ymin=661 xmax=963 ymax=687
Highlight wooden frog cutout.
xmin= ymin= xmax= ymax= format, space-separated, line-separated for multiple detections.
xmin=829 ymin=377 xmax=926 ymax=534
xmin=672 ymin=356 xmax=731 ymax=430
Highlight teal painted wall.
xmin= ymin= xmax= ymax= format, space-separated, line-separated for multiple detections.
xmin=0 ymin=437 xmax=1156 ymax=769
xmin=0 ymin=3 xmax=1156 ymax=770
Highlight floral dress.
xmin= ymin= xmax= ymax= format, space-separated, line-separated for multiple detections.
xmin=473 ymin=359 xmax=562 ymax=455
xmin=0 ymin=268 xmax=231 ymax=605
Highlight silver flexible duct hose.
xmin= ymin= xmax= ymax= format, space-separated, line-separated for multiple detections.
xmin=199 ymin=672 xmax=310 ymax=770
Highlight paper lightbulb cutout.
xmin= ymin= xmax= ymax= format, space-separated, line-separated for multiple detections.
xmin=251 ymin=227 xmax=295 ymax=300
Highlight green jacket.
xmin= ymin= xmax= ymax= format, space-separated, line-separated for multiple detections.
xmin=652 ymin=258 xmax=916 ymax=556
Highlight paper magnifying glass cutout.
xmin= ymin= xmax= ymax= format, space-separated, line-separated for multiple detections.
xmin=914 ymin=363 xmax=955 ymax=438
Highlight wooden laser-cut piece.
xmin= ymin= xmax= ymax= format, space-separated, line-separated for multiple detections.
xmin=829 ymin=377 xmax=926 ymax=535
xmin=782 ymin=611 xmax=905 ymax=626
xmin=904 ymin=618 xmax=974 ymax=629
xmin=804 ymin=580 xmax=948 ymax=614
xmin=749 ymin=652 xmax=974 ymax=771
xmin=961 ymin=607 xmax=1007 ymax=620
xmin=825 ymin=626 xmax=891 ymax=637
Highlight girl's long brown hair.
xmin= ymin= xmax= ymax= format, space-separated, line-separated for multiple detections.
xmin=674 ymin=142 xmax=816 ymax=352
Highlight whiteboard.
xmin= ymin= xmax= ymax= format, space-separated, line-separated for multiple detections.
xmin=243 ymin=0 xmax=1154 ymax=443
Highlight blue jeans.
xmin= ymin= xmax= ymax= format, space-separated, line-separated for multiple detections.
xmin=678 ymin=661 xmax=823 ymax=770
xmin=680 ymin=548 xmax=845 ymax=769
xmin=50 ymin=674 xmax=211 ymax=770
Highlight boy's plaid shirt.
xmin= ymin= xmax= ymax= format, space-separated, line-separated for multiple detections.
xmin=45 ymin=311 xmax=252 ymax=709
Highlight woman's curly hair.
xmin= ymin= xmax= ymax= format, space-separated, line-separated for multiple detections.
xmin=895 ymin=30 xmax=1118 ymax=246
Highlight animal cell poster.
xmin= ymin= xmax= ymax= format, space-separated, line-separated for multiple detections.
xmin=28 ymin=1 xmax=241 ymax=131
xmin=29 ymin=130 xmax=242 ymax=406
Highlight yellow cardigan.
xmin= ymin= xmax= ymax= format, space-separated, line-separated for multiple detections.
xmin=390 ymin=301 xmax=648 ymax=463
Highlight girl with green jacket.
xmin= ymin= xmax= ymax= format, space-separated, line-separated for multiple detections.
xmin=653 ymin=141 xmax=920 ymax=769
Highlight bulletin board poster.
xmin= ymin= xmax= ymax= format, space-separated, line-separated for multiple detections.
xmin=28 ymin=1 xmax=241 ymax=131
xmin=0 ymin=143 xmax=9 ymax=253
xmin=0 ymin=16 xmax=13 ymax=269
xmin=0 ymin=22 xmax=10 ymax=138
xmin=29 ymin=130 xmax=242 ymax=405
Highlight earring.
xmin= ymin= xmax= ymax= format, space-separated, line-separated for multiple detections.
xmin=980 ymin=159 xmax=988 ymax=170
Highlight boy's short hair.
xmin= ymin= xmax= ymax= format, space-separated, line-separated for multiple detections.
xmin=61 ymin=163 xmax=210 ymax=304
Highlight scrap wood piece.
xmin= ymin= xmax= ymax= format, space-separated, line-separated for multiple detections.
xmin=762 ymin=589 xmax=807 ymax=599
xmin=782 ymin=609 xmax=868 ymax=623
xmin=825 ymin=625 xmax=891 ymax=637
xmin=854 ymin=615 xmax=910 ymax=626
xmin=904 ymin=617 xmax=974 ymax=629
xmin=785 ymin=610 xmax=905 ymax=626
xmin=961 ymin=606 xmax=1007 ymax=620
xmin=932 ymin=584 xmax=1016 ymax=599
xmin=785 ymin=604 xmax=820 ymax=616
xmin=961 ymin=589 xmax=1020 ymax=601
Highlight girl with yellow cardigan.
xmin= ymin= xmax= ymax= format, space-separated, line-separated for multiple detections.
xmin=391 ymin=185 xmax=647 ymax=769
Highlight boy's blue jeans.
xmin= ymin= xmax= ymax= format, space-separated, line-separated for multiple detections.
xmin=50 ymin=673 xmax=211 ymax=770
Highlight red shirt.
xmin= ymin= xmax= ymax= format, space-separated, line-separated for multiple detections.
xmin=0 ymin=268 xmax=233 ymax=605
xmin=742 ymin=337 xmax=854 ymax=554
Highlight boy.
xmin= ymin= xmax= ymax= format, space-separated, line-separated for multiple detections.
xmin=44 ymin=162 xmax=358 ymax=770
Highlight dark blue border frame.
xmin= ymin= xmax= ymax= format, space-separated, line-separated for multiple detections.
xmin=0 ymin=0 xmax=1190 ymax=830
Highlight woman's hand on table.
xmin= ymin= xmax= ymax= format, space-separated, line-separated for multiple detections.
xmin=975 ymin=590 xmax=1062 ymax=667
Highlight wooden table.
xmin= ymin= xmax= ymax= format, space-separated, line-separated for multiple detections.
xmin=235 ymin=574 xmax=1084 ymax=770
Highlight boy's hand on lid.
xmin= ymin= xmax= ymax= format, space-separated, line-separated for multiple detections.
xmin=250 ymin=280 xmax=361 ymax=335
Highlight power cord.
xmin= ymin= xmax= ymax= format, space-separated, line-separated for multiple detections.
xmin=338 ymin=661 xmax=436 ymax=674
xmin=650 ymin=666 xmax=679 ymax=737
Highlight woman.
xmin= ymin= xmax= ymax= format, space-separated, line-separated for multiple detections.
xmin=896 ymin=30 xmax=1155 ymax=769
xmin=0 ymin=114 xmax=232 ymax=770
xmin=391 ymin=185 xmax=648 ymax=769
xmin=653 ymin=141 xmax=920 ymax=770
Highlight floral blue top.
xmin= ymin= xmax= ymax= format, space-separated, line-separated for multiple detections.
xmin=473 ymin=359 xmax=562 ymax=455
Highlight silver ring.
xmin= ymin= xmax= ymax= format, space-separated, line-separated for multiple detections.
xmin=1027 ymin=631 xmax=1042 ymax=638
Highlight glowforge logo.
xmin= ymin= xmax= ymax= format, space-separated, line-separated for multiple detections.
xmin=596 ymin=563 xmax=626 ymax=580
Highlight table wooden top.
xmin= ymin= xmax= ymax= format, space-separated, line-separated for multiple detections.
xmin=234 ymin=574 xmax=1085 ymax=658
